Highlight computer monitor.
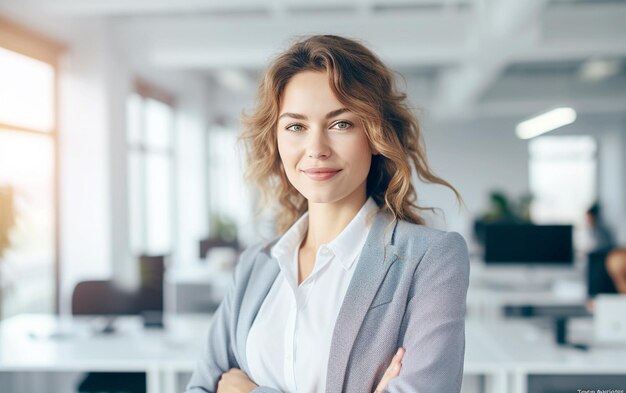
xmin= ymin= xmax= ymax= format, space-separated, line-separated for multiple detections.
xmin=483 ymin=223 xmax=573 ymax=265
xmin=71 ymin=255 xmax=166 ymax=330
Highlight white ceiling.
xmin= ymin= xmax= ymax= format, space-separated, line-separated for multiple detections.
xmin=2 ymin=0 xmax=626 ymax=123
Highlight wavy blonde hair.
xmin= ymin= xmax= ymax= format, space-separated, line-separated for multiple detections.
xmin=240 ymin=35 xmax=461 ymax=235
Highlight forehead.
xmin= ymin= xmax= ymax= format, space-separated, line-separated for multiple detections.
xmin=279 ymin=71 xmax=344 ymax=114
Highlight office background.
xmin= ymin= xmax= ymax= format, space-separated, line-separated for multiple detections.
xmin=0 ymin=0 xmax=625 ymax=392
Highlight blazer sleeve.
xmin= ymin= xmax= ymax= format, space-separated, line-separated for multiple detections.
xmin=184 ymin=244 xmax=286 ymax=393
xmin=384 ymin=231 xmax=470 ymax=393
xmin=184 ymin=252 xmax=243 ymax=393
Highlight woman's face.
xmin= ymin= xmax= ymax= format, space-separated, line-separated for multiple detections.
xmin=276 ymin=70 xmax=374 ymax=205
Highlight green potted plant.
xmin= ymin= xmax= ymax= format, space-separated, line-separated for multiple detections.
xmin=210 ymin=213 xmax=238 ymax=242
xmin=474 ymin=190 xmax=533 ymax=245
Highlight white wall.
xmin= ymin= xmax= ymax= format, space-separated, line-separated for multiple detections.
xmin=58 ymin=21 xmax=117 ymax=311
xmin=174 ymin=77 xmax=211 ymax=266
xmin=106 ymin=29 xmax=135 ymax=289
xmin=204 ymin=80 xmax=264 ymax=246
xmin=597 ymin=122 xmax=626 ymax=245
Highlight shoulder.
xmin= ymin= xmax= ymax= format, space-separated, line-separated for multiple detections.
xmin=393 ymin=220 xmax=467 ymax=256
xmin=390 ymin=221 xmax=470 ymax=298
xmin=234 ymin=236 xmax=280 ymax=275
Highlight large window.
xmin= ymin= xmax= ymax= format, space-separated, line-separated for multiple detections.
xmin=126 ymin=86 xmax=176 ymax=256
xmin=206 ymin=126 xmax=253 ymax=244
xmin=529 ymin=135 xmax=597 ymax=225
xmin=0 ymin=20 xmax=62 ymax=319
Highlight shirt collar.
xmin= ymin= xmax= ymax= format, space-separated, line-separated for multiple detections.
xmin=270 ymin=210 xmax=309 ymax=269
xmin=271 ymin=197 xmax=379 ymax=270
xmin=327 ymin=197 xmax=379 ymax=270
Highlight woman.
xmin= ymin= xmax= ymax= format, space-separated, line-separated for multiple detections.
xmin=186 ymin=35 xmax=469 ymax=393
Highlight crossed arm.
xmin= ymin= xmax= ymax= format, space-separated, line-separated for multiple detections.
xmin=214 ymin=348 xmax=405 ymax=393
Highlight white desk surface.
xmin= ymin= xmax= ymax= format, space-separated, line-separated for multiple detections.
xmin=472 ymin=318 xmax=626 ymax=374
xmin=2 ymin=314 xmax=625 ymax=374
xmin=0 ymin=314 xmax=211 ymax=372
xmin=466 ymin=261 xmax=590 ymax=321
xmin=2 ymin=314 xmax=626 ymax=393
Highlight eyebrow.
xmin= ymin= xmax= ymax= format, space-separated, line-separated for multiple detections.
xmin=278 ymin=108 xmax=350 ymax=121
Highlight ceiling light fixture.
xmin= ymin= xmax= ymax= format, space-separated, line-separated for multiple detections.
xmin=578 ymin=58 xmax=621 ymax=82
xmin=516 ymin=107 xmax=577 ymax=139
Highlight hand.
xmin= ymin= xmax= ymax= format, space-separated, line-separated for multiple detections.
xmin=217 ymin=368 xmax=259 ymax=393
xmin=374 ymin=347 xmax=405 ymax=393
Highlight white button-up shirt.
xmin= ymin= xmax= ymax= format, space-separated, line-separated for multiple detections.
xmin=246 ymin=197 xmax=379 ymax=393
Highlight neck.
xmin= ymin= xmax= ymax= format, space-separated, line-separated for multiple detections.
xmin=302 ymin=187 xmax=367 ymax=252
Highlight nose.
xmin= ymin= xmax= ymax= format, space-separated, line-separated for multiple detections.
xmin=306 ymin=129 xmax=331 ymax=159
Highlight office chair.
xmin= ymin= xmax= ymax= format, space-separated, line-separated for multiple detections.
xmin=72 ymin=281 xmax=146 ymax=393
xmin=71 ymin=280 xmax=138 ymax=317
xmin=72 ymin=257 xmax=165 ymax=393
xmin=72 ymin=255 xmax=166 ymax=326
xmin=198 ymin=236 xmax=240 ymax=259
xmin=588 ymin=248 xmax=618 ymax=297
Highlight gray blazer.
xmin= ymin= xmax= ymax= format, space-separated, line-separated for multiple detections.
xmin=185 ymin=209 xmax=470 ymax=393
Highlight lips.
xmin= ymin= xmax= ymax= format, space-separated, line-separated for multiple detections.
xmin=301 ymin=167 xmax=341 ymax=181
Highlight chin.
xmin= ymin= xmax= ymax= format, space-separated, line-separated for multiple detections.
xmin=302 ymin=193 xmax=339 ymax=204
xmin=298 ymin=188 xmax=344 ymax=204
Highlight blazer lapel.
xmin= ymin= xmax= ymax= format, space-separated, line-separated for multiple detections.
xmin=235 ymin=249 xmax=280 ymax=373
xmin=326 ymin=210 xmax=399 ymax=392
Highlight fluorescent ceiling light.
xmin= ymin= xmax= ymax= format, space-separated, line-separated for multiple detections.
xmin=516 ymin=107 xmax=577 ymax=139
xmin=578 ymin=58 xmax=621 ymax=82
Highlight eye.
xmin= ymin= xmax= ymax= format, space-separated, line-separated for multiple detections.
xmin=286 ymin=123 xmax=305 ymax=132
xmin=331 ymin=121 xmax=352 ymax=130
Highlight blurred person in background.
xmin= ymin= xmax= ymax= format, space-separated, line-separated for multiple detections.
xmin=585 ymin=202 xmax=625 ymax=304
xmin=585 ymin=202 xmax=615 ymax=253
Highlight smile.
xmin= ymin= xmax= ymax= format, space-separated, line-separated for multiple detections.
xmin=301 ymin=169 xmax=341 ymax=181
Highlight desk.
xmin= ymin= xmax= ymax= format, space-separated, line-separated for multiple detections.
xmin=464 ymin=320 xmax=510 ymax=392
xmin=467 ymin=261 xmax=588 ymax=320
xmin=466 ymin=318 xmax=626 ymax=393
xmin=1 ymin=314 xmax=625 ymax=393
xmin=0 ymin=314 xmax=211 ymax=393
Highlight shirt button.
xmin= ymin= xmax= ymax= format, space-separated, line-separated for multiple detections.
xmin=320 ymin=247 xmax=330 ymax=256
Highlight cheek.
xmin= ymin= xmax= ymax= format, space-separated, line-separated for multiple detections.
xmin=276 ymin=135 xmax=288 ymax=159
xmin=277 ymin=136 xmax=298 ymax=170
xmin=345 ymin=137 xmax=373 ymax=173
xmin=357 ymin=154 xmax=373 ymax=176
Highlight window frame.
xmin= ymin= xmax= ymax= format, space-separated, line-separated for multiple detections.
xmin=528 ymin=135 xmax=598 ymax=225
xmin=0 ymin=16 xmax=64 ymax=315
xmin=127 ymin=79 xmax=177 ymax=257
